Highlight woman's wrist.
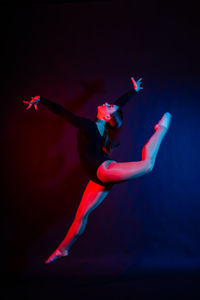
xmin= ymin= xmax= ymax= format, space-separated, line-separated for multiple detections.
xmin=33 ymin=96 xmax=40 ymax=102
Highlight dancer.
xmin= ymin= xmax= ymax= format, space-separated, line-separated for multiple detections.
xmin=23 ymin=77 xmax=172 ymax=264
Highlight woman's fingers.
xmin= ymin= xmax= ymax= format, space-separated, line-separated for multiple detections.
xmin=23 ymin=100 xmax=33 ymax=110
xmin=131 ymin=76 xmax=135 ymax=82
xmin=131 ymin=77 xmax=137 ymax=89
xmin=131 ymin=77 xmax=142 ymax=82
xmin=23 ymin=96 xmax=39 ymax=110
xmin=26 ymin=103 xmax=32 ymax=110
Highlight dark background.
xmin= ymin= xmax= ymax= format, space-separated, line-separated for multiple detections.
xmin=2 ymin=0 xmax=200 ymax=299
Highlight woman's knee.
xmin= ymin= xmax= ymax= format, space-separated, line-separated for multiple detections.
xmin=97 ymin=160 xmax=117 ymax=183
xmin=141 ymin=158 xmax=153 ymax=173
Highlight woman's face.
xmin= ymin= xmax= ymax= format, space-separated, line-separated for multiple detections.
xmin=97 ymin=102 xmax=119 ymax=119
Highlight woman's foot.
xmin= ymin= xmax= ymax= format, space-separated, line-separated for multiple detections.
xmin=45 ymin=248 xmax=69 ymax=264
xmin=154 ymin=112 xmax=172 ymax=131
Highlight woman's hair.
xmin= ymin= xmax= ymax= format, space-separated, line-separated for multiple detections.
xmin=101 ymin=107 xmax=123 ymax=155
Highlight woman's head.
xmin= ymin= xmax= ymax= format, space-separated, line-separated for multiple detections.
xmin=97 ymin=102 xmax=123 ymax=129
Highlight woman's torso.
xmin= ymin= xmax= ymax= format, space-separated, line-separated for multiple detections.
xmin=76 ymin=120 xmax=112 ymax=185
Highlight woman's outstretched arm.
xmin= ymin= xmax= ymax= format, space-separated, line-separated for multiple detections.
xmin=39 ymin=97 xmax=90 ymax=128
xmin=23 ymin=96 xmax=90 ymax=129
xmin=113 ymin=77 xmax=143 ymax=108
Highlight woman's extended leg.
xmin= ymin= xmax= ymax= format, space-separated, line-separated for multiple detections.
xmin=45 ymin=180 xmax=112 ymax=263
xmin=97 ymin=113 xmax=171 ymax=183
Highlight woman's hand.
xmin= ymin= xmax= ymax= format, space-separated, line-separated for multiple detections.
xmin=131 ymin=77 xmax=143 ymax=92
xmin=23 ymin=96 xmax=40 ymax=110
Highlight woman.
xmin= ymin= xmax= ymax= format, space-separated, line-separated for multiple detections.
xmin=23 ymin=77 xmax=172 ymax=264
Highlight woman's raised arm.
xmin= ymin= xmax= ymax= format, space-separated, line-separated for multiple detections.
xmin=23 ymin=96 xmax=90 ymax=129
xmin=113 ymin=77 xmax=143 ymax=108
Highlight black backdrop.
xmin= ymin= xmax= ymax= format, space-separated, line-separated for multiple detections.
xmin=2 ymin=1 xmax=200 ymax=299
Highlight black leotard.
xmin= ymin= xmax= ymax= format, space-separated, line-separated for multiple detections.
xmin=40 ymin=89 xmax=136 ymax=186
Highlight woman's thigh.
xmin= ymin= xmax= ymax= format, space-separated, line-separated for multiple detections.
xmin=75 ymin=179 xmax=113 ymax=220
xmin=97 ymin=159 xmax=149 ymax=183
xmin=96 ymin=160 xmax=118 ymax=183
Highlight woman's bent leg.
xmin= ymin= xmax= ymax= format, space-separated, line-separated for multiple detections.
xmin=59 ymin=180 xmax=111 ymax=251
xmin=97 ymin=125 xmax=168 ymax=183
xmin=45 ymin=180 xmax=112 ymax=263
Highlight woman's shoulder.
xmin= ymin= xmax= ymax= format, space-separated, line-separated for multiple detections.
xmin=78 ymin=118 xmax=97 ymax=132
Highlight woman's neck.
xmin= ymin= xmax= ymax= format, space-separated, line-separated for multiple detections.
xmin=95 ymin=119 xmax=107 ymax=136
